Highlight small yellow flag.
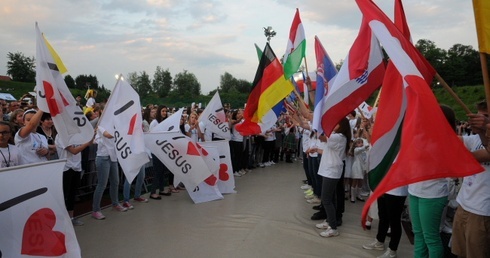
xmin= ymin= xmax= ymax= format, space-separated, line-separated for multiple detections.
xmin=473 ymin=0 xmax=490 ymax=54
xmin=42 ymin=34 xmax=68 ymax=74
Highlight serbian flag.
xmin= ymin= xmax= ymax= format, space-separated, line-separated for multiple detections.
xmin=312 ymin=36 xmax=338 ymax=133
xmin=144 ymin=131 xmax=213 ymax=191
xmin=198 ymin=92 xmax=231 ymax=140
xmin=283 ymin=8 xmax=306 ymax=79
xmin=0 ymin=160 xmax=81 ymax=257
xmin=356 ymin=0 xmax=484 ymax=226
xmin=235 ymin=43 xmax=294 ymax=136
xmin=473 ymin=0 xmax=490 ymax=54
xmin=35 ymin=23 xmax=94 ymax=147
xmin=97 ymin=77 xmax=149 ymax=183
xmin=320 ymin=17 xmax=385 ymax=137
xmin=368 ymin=0 xmax=436 ymax=191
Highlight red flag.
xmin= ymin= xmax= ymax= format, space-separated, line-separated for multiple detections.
xmin=357 ymin=0 xmax=484 ymax=227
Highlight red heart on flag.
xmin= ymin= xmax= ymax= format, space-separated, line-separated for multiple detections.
xmin=196 ymin=143 xmax=208 ymax=156
xmin=187 ymin=142 xmax=200 ymax=156
xmin=204 ymin=175 xmax=218 ymax=186
xmin=218 ymin=163 xmax=229 ymax=181
xmin=22 ymin=208 xmax=67 ymax=256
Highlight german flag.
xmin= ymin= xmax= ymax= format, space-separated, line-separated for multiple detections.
xmin=236 ymin=43 xmax=294 ymax=135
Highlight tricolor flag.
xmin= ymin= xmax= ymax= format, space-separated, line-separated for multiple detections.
xmin=254 ymin=43 xmax=263 ymax=61
xmin=320 ymin=17 xmax=385 ymax=137
xmin=198 ymin=92 xmax=231 ymax=140
xmin=356 ymin=0 xmax=484 ymax=226
xmin=473 ymin=0 xmax=490 ymax=54
xmin=97 ymin=77 xmax=149 ymax=183
xmin=312 ymin=36 xmax=338 ymax=133
xmin=0 ymin=161 xmax=81 ymax=257
xmin=368 ymin=0 xmax=435 ymax=191
xmin=144 ymin=131 xmax=213 ymax=191
xmin=35 ymin=23 xmax=94 ymax=147
xmin=283 ymin=8 xmax=306 ymax=79
xmin=235 ymin=43 xmax=294 ymax=136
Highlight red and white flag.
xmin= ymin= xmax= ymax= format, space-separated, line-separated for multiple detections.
xmin=0 ymin=160 xmax=81 ymax=257
xmin=35 ymin=23 xmax=93 ymax=147
xmin=356 ymin=0 xmax=484 ymax=226
xmin=200 ymin=140 xmax=236 ymax=194
xmin=197 ymin=92 xmax=231 ymax=140
xmin=97 ymin=78 xmax=149 ymax=183
xmin=321 ymin=18 xmax=385 ymax=137
xmin=144 ymin=131 xmax=213 ymax=190
xmin=186 ymin=145 xmax=224 ymax=203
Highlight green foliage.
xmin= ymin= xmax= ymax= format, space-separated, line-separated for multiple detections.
xmin=6 ymin=52 xmax=35 ymax=82
xmin=152 ymin=66 xmax=172 ymax=98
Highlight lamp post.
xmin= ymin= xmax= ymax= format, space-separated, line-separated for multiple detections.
xmin=263 ymin=26 xmax=276 ymax=44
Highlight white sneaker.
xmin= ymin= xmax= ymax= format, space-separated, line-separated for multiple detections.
xmin=239 ymin=169 xmax=247 ymax=175
xmin=304 ymin=189 xmax=314 ymax=195
xmin=270 ymin=161 xmax=276 ymax=165
xmin=233 ymin=172 xmax=242 ymax=177
xmin=259 ymin=163 xmax=265 ymax=168
xmin=300 ymin=184 xmax=311 ymax=190
xmin=264 ymin=161 xmax=271 ymax=166
xmin=320 ymin=228 xmax=339 ymax=237
xmin=377 ymin=249 xmax=397 ymax=258
xmin=362 ymin=239 xmax=385 ymax=250
xmin=315 ymin=220 xmax=329 ymax=229
xmin=307 ymin=197 xmax=321 ymax=204
xmin=305 ymin=193 xmax=315 ymax=199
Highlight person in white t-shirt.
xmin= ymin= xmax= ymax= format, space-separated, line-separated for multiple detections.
xmin=56 ymin=134 xmax=94 ymax=226
xmin=14 ymin=109 xmax=49 ymax=164
xmin=452 ymin=100 xmax=490 ymax=257
xmin=0 ymin=121 xmax=21 ymax=167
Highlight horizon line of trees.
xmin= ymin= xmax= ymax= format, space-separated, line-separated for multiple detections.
xmin=5 ymin=39 xmax=487 ymax=106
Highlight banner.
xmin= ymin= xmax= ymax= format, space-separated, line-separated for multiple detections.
xmin=0 ymin=160 xmax=81 ymax=257
xmin=200 ymin=140 xmax=236 ymax=194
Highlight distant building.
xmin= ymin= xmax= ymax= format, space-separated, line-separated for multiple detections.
xmin=0 ymin=75 xmax=12 ymax=81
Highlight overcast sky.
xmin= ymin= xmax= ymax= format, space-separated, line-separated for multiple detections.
xmin=0 ymin=0 xmax=478 ymax=95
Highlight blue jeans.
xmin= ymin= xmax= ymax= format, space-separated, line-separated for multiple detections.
xmin=123 ymin=165 xmax=145 ymax=201
xmin=92 ymin=156 xmax=120 ymax=211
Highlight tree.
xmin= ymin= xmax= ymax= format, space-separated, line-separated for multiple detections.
xmin=445 ymin=44 xmax=481 ymax=86
xmin=236 ymin=79 xmax=252 ymax=93
xmin=172 ymin=70 xmax=201 ymax=98
xmin=75 ymin=74 xmax=99 ymax=90
xmin=127 ymin=71 xmax=152 ymax=98
xmin=415 ymin=39 xmax=446 ymax=85
xmin=152 ymin=66 xmax=172 ymax=98
xmin=64 ymin=74 xmax=75 ymax=88
xmin=6 ymin=52 xmax=35 ymax=82
xmin=219 ymin=72 xmax=238 ymax=93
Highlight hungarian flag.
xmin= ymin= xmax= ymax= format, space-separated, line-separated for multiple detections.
xmin=198 ymin=91 xmax=231 ymax=140
xmin=97 ymin=77 xmax=149 ymax=183
xmin=35 ymin=23 xmax=94 ymax=147
xmin=473 ymin=0 xmax=490 ymax=54
xmin=356 ymin=0 xmax=484 ymax=226
xmin=283 ymin=8 xmax=306 ymax=79
xmin=312 ymin=36 xmax=338 ymax=133
xmin=0 ymin=161 xmax=81 ymax=257
xmin=368 ymin=0 xmax=436 ymax=191
xmin=235 ymin=43 xmax=294 ymax=136
xmin=320 ymin=17 xmax=385 ymax=137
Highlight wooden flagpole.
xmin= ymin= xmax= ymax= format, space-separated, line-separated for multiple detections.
xmin=303 ymin=57 xmax=316 ymax=107
xmin=434 ymin=73 xmax=472 ymax=114
xmin=373 ymin=88 xmax=382 ymax=108
xmin=479 ymin=53 xmax=490 ymax=115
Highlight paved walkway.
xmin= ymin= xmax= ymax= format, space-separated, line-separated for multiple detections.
xmin=74 ymin=161 xmax=413 ymax=257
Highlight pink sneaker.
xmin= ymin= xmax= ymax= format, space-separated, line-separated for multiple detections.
xmin=122 ymin=201 xmax=134 ymax=210
xmin=92 ymin=211 xmax=105 ymax=220
xmin=112 ymin=204 xmax=128 ymax=212
xmin=134 ymin=197 xmax=149 ymax=203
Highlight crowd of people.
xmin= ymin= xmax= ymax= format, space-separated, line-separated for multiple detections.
xmin=0 ymin=88 xmax=489 ymax=258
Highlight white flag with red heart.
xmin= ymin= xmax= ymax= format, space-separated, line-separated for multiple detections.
xmin=0 ymin=160 xmax=81 ymax=257
xmin=186 ymin=145 xmax=224 ymax=203
xmin=200 ymin=140 xmax=236 ymax=194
